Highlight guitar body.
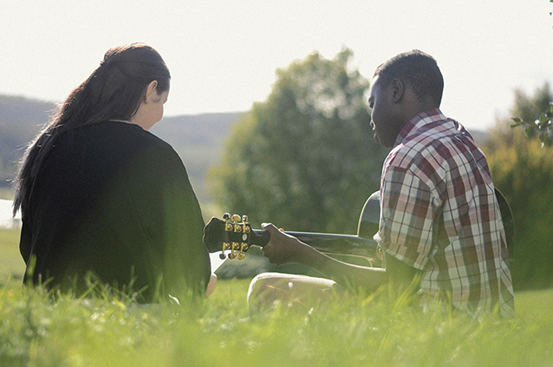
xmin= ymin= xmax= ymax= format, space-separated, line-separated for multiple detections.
xmin=357 ymin=191 xmax=380 ymax=239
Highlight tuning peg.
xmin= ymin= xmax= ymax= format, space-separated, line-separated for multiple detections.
xmin=231 ymin=214 xmax=241 ymax=232
xmin=236 ymin=242 xmax=248 ymax=260
xmin=241 ymin=215 xmax=250 ymax=233
xmin=220 ymin=242 xmax=230 ymax=260
xmin=228 ymin=242 xmax=239 ymax=259
xmin=223 ymin=213 xmax=233 ymax=232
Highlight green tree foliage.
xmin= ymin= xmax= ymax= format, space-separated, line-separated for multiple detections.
xmin=511 ymin=1 xmax=553 ymax=144
xmin=482 ymin=83 xmax=553 ymax=289
xmin=511 ymin=83 xmax=553 ymax=146
xmin=209 ymin=49 xmax=388 ymax=234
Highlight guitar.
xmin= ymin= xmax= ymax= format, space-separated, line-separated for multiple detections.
xmin=203 ymin=192 xmax=383 ymax=268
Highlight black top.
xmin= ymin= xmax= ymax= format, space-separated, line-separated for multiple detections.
xmin=19 ymin=121 xmax=211 ymax=302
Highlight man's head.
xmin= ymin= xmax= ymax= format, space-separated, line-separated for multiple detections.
xmin=368 ymin=50 xmax=444 ymax=148
xmin=374 ymin=50 xmax=444 ymax=106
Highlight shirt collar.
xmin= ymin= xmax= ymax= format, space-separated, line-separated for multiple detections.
xmin=394 ymin=108 xmax=447 ymax=147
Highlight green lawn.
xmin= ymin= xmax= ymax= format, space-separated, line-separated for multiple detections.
xmin=0 ymin=227 xmax=25 ymax=283
xmin=1 ymin=227 xmax=552 ymax=366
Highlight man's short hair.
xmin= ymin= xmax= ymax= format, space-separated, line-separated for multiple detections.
xmin=373 ymin=50 xmax=444 ymax=106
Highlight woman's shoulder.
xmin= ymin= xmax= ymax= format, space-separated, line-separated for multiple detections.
xmin=85 ymin=121 xmax=175 ymax=150
xmin=59 ymin=121 xmax=181 ymax=169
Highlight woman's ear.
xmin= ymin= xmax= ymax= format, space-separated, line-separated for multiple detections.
xmin=143 ymin=80 xmax=159 ymax=103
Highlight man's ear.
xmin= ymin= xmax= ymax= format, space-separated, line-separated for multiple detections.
xmin=143 ymin=80 xmax=159 ymax=103
xmin=390 ymin=78 xmax=404 ymax=103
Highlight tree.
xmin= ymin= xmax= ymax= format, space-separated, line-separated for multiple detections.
xmin=511 ymin=83 xmax=553 ymax=147
xmin=482 ymin=84 xmax=553 ymax=289
xmin=209 ymin=49 xmax=389 ymax=234
xmin=511 ymin=0 xmax=553 ymax=145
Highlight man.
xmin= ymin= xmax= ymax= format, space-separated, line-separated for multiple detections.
xmin=253 ymin=50 xmax=515 ymax=318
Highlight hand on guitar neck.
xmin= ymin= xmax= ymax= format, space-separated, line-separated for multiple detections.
xmin=259 ymin=223 xmax=312 ymax=266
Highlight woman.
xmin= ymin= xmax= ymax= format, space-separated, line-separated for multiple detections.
xmin=13 ymin=43 xmax=212 ymax=302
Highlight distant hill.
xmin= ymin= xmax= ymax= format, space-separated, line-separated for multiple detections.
xmin=0 ymin=95 xmax=55 ymax=189
xmin=0 ymin=94 xmax=244 ymax=203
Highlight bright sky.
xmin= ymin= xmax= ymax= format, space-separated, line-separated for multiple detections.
xmin=1 ymin=0 xmax=552 ymax=130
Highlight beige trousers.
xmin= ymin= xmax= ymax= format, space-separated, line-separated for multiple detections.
xmin=247 ymin=272 xmax=347 ymax=309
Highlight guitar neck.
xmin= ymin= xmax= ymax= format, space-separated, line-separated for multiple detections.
xmin=249 ymin=228 xmax=380 ymax=264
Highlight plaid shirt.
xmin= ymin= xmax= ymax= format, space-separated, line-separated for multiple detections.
xmin=377 ymin=109 xmax=515 ymax=318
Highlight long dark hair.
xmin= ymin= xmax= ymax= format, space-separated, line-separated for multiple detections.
xmin=13 ymin=43 xmax=171 ymax=216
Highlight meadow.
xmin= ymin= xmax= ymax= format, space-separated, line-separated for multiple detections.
xmin=1 ymin=226 xmax=552 ymax=367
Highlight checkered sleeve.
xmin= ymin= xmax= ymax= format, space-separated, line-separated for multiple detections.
xmin=379 ymin=165 xmax=438 ymax=271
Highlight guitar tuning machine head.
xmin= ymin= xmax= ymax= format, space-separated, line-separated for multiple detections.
xmin=223 ymin=213 xmax=233 ymax=232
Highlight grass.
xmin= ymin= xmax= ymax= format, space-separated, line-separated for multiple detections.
xmin=1 ymin=226 xmax=552 ymax=366
xmin=0 ymin=228 xmax=25 ymax=282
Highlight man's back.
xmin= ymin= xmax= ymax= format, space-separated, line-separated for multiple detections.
xmin=379 ymin=109 xmax=515 ymax=317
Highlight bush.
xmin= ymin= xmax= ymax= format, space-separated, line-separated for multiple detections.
xmin=483 ymin=126 xmax=553 ymax=290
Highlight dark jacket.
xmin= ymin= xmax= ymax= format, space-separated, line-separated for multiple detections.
xmin=20 ymin=121 xmax=210 ymax=302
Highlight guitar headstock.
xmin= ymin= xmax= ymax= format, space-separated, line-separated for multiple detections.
xmin=203 ymin=213 xmax=254 ymax=260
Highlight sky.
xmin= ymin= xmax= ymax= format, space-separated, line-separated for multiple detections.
xmin=1 ymin=0 xmax=552 ymax=131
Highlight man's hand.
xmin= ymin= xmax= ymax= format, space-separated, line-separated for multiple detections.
xmin=260 ymin=223 xmax=308 ymax=266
